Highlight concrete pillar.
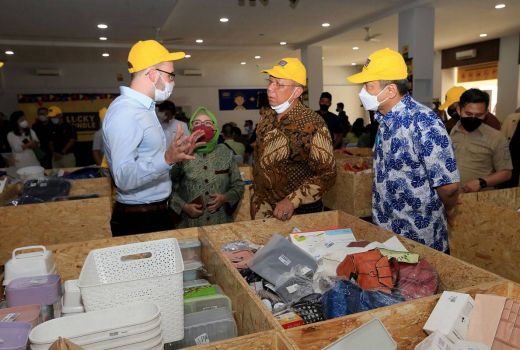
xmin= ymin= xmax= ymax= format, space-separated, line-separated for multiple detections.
xmin=398 ymin=5 xmax=435 ymax=106
xmin=301 ymin=45 xmax=323 ymax=110
xmin=496 ymin=33 xmax=520 ymax=121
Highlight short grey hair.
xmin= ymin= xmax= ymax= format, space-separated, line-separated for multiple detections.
xmin=379 ymin=79 xmax=410 ymax=96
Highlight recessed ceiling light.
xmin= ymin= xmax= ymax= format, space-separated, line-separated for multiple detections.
xmin=254 ymin=55 xmax=261 ymax=59
xmin=352 ymin=46 xmax=359 ymax=50
xmin=495 ymin=3 xmax=506 ymax=9
xmin=351 ymin=62 xmax=357 ymax=66
xmin=102 ymin=53 xmax=110 ymax=57
xmin=280 ymin=41 xmax=287 ymax=45
xmin=322 ymin=22 xmax=330 ymax=27
xmin=195 ymin=39 xmax=204 ymax=43
xmin=240 ymin=61 xmax=246 ymax=65
xmin=99 ymin=36 xmax=107 ymax=41
xmin=185 ymin=54 xmax=191 ymax=58
xmin=97 ymin=24 xmax=108 ymax=29
xmin=220 ymin=17 xmax=229 ymax=23
xmin=480 ymin=33 xmax=488 ymax=37
xmin=5 ymin=50 xmax=14 ymax=55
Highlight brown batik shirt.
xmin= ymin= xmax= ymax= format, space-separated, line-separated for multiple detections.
xmin=251 ymin=101 xmax=337 ymax=218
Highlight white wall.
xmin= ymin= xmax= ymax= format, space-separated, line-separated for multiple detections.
xmin=433 ymin=51 xmax=442 ymax=100
xmin=322 ymin=65 xmax=367 ymax=123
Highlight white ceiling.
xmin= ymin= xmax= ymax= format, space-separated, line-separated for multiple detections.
xmin=0 ymin=0 xmax=519 ymax=70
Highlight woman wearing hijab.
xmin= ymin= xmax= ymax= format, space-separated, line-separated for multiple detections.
xmin=170 ymin=107 xmax=245 ymax=227
xmin=7 ymin=111 xmax=41 ymax=168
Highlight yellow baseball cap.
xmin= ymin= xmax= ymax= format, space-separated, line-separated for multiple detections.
xmin=98 ymin=107 xmax=108 ymax=122
xmin=0 ymin=62 xmax=4 ymax=69
xmin=262 ymin=58 xmax=307 ymax=86
xmin=347 ymin=48 xmax=408 ymax=83
xmin=439 ymin=86 xmax=466 ymax=110
xmin=47 ymin=106 xmax=63 ymax=117
xmin=128 ymin=40 xmax=185 ymax=73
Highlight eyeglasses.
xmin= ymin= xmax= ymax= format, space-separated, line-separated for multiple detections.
xmin=192 ymin=120 xmax=214 ymax=127
xmin=266 ymin=78 xmax=298 ymax=89
xmin=155 ymin=68 xmax=176 ymax=82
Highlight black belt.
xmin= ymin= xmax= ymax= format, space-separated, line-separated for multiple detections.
xmin=114 ymin=199 xmax=169 ymax=214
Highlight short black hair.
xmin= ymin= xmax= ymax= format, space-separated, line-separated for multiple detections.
xmin=10 ymin=111 xmax=26 ymax=136
xmin=245 ymin=119 xmax=253 ymax=125
xmin=380 ymin=79 xmax=409 ymax=96
xmin=157 ymin=100 xmax=176 ymax=114
xmin=459 ymin=88 xmax=489 ymax=110
xmin=320 ymin=92 xmax=332 ymax=100
xmin=337 ymin=102 xmax=344 ymax=108
xmin=222 ymin=123 xmax=234 ymax=137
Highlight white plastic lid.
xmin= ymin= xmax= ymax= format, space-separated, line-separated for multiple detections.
xmin=179 ymin=239 xmax=201 ymax=249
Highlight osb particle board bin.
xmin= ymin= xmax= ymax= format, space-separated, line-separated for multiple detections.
xmin=69 ymin=177 xmax=112 ymax=197
xmin=201 ymin=210 xmax=502 ymax=333
xmin=449 ymin=196 xmax=520 ymax=283
xmin=460 ymin=186 xmax=520 ymax=211
xmin=285 ymin=279 xmax=519 ymax=350
xmin=45 ymin=227 xmax=283 ymax=348
xmin=184 ymin=330 xmax=295 ymax=350
xmin=322 ymin=158 xmax=373 ymax=217
xmin=0 ymin=196 xmax=111 ymax=265
xmin=235 ymin=166 xmax=253 ymax=222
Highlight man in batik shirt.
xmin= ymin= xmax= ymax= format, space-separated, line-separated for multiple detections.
xmin=251 ymin=58 xmax=336 ymax=221
xmin=347 ymin=48 xmax=460 ymax=253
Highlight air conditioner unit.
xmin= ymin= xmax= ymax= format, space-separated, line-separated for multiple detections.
xmin=455 ymin=49 xmax=477 ymax=61
xmin=35 ymin=69 xmax=62 ymax=76
xmin=183 ymin=69 xmax=203 ymax=76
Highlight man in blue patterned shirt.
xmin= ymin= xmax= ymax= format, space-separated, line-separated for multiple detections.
xmin=347 ymin=48 xmax=460 ymax=253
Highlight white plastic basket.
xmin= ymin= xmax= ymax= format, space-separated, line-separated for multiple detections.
xmin=78 ymin=239 xmax=184 ymax=343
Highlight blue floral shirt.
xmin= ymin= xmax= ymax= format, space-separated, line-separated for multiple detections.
xmin=373 ymin=94 xmax=460 ymax=252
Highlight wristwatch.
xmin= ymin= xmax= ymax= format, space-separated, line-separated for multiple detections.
xmin=478 ymin=178 xmax=487 ymax=189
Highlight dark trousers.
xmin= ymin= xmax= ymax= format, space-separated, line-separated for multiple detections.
xmin=111 ymin=200 xmax=176 ymax=237
xmin=294 ymin=200 xmax=324 ymax=215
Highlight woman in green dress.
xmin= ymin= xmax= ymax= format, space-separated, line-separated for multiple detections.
xmin=170 ymin=107 xmax=245 ymax=228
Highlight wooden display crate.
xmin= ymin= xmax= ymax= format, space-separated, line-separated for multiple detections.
xmin=0 ymin=197 xmax=112 ymax=265
xmin=46 ymin=227 xmax=281 ymax=348
xmin=460 ymin=186 xmax=520 ymax=211
xmin=322 ymin=159 xmax=373 ymax=217
xmin=69 ymin=177 xmax=112 ymax=197
xmin=235 ymin=166 xmax=253 ymax=222
xmin=285 ymin=280 xmax=519 ymax=349
xmin=184 ymin=330 xmax=295 ymax=350
xmin=449 ymin=196 xmax=520 ymax=283
xmin=201 ymin=210 xmax=502 ymax=334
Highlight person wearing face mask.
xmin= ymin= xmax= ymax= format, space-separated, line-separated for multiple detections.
xmin=347 ymin=48 xmax=460 ymax=253
xmin=156 ymin=100 xmax=189 ymax=146
xmin=439 ymin=86 xmax=466 ymax=134
xmin=31 ymin=107 xmax=53 ymax=168
xmin=47 ymin=106 xmax=77 ymax=168
xmin=316 ymin=92 xmax=344 ymax=149
xmin=6 ymin=111 xmax=41 ymax=169
xmin=450 ymin=88 xmax=512 ymax=192
xmin=169 ymin=107 xmax=245 ymax=227
xmin=103 ymin=40 xmax=205 ymax=236
xmin=251 ymin=57 xmax=337 ymax=221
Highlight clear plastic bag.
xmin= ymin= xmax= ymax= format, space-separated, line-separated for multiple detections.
xmin=274 ymin=265 xmax=315 ymax=304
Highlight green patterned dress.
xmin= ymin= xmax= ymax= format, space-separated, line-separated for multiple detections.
xmin=170 ymin=144 xmax=245 ymax=228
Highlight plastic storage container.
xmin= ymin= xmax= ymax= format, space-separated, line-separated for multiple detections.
xmin=16 ymin=166 xmax=44 ymax=180
xmin=0 ymin=304 xmax=41 ymax=328
xmin=6 ymin=274 xmax=61 ymax=321
xmin=183 ymin=261 xmax=204 ymax=282
xmin=248 ymin=234 xmax=318 ymax=285
xmin=322 ymin=318 xmax=397 ymax=350
xmin=78 ymin=238 xmax=184 ymax=343
xmin=3 ymin=246 xmax=56 ymax=286
xmin=179 ymin=239 xmax=201 ymax=262
xmin=173 ymin=308 xmax=237 ymax=348
xmin=184 ymin=286 xmax=232 ymax=314
xmin=0 ymin=322 xmax=31 ymax=350
xmin=183 ymin=279 xmax=210 ymax=289
xmin=61 ymin=279 xmax=84 ymax=315
xmin=29 ymin=303 xmax=162 ymax=350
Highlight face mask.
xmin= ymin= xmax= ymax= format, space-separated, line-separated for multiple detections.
xmin=153 ymin=74 xmax=174 ymax=102
xmin=192 ymin=124 xmax=215 ymax=142
xmin=447 ymin=107 xmax=460 ymax=120
xmin=156 ymin=111 xmax=167 ymax=122
xmin=244 ymin=126 xmax=252 ymax=133
xmin=319 ymin=104 xmax=329 ymax=112
xmin=38 ymin=114 xmax=48 ymax=122
xmin=271 ymin=88 xmax=297 ymax=114
xmin=51 ymin=118 xmax=60 ymax=125
xmin=358 ymin=86 xmax=388 ymax=111
xmin=19 ymin=120 xmax=29 ymax=129
xmin=460 ymin=117 xmax=483 ymax=132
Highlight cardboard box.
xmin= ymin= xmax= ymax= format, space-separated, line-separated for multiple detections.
xmin=424 ymin=291 xmax=475 ymax=344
